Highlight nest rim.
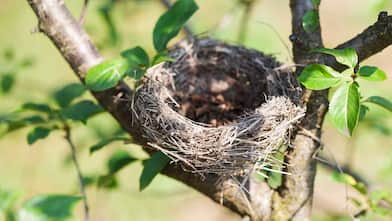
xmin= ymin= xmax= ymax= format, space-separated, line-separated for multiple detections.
xmin=132 ymin=38 xmax=304 ymax=177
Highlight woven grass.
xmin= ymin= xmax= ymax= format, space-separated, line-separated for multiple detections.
xmin=131 ymin=39 xmax=305 ymax=178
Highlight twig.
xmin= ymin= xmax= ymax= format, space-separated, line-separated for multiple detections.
xmin=64 ymin=124 xmax=89 ymax=221
xmin=316 ymin=156 xmax=369 ymax=186
xmin=79 ymin=0 xmax=89 ymax=25
xmin=238 ymin=0 xmax=255 ymax=43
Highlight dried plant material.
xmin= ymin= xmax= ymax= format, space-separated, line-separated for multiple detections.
xmin=131 ymin=39 xmax=304 ymax=178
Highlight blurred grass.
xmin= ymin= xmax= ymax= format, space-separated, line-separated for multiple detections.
xmin=0 ymin=0 xmax=391 ymax=220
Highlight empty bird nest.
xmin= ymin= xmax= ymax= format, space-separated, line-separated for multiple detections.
xmin=131 ymin=38 xmax=305 ymax=178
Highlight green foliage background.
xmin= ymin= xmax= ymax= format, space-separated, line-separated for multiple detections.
xmin=0 ymin=0 xmax=391 ymax=220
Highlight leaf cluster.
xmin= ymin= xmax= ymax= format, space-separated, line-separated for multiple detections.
xmin=299 ymin=48 xmax=391 ymax=136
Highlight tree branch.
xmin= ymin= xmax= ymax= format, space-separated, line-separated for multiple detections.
xmin=25 ymin=0 xmax=392 ymax=220
xmin=337 ymin=11 xmax=392 ymax=63
xmin=79 ymin=0 xmax=89 ymax=25
xmin=26 ymin=0 xmax=270 ymax=220
xmin=317 ymin=158 xmax=369 ymax=187
xmin=272 ymin=1 xmax=325 ymax=220
xmin=322 ymin=11 xmax=392 ymax=71
xmin=63 ymin=123 xmax=89 ymax=221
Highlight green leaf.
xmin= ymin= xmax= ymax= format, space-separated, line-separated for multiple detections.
xmin=107 ymin=150 xmax=137 ymax=174
xmin=371 ymin=190 xmax=392 ymax=205
xmin=372 ymin=206 xmax=391 ymax=216
xmin=3 ymin=48 xmax=15 ymax=61
xmin=265 ymin=145 xmax=287 ymax=189
xmin=18 ymin=195 xmax=81 ymax=221
xmin=53 ymin=83 xmax=86 ymax=108
xmin=311 ymin=0 xmax=320 ymax=7
xmin=358 ymin=66 xmax=387 ymax=81
xmin=312 ymin=48 xmax=358 ymax=68
xmin=96 ymin=150 xmax=137 ymax=190
xmin=350 ymin=197 xmax=363 ymax=207
xmin=151 ymin=52 xmax=175 ymax=66
xmin=329 ymin=82 xmax=360 ymax=136
xmin=353 ymin=182 xmax=368 ymax=195
xmin=1 ymin=74 xmax=15 ymax=94
xmin=120 ymin=46 xmax=150 ymax=80
xmin=139 ymin=152 xmax=170 ymax=191
xmin=27 ymin=127 xmax=52 ymax=145
xmin=302 ymin=10 xmax=319 ymax=33
xmin=153 ymin=0 xmax=198 ymax=52
xmin=21 ymin=103 xmax=52 ymax=114
xmin=97 ymin=175 xmax=118 ymax=189
xmin=331 ymin=171 xmax=357 ymax=186
xmin=121 ymin=46 xmax=150 ymax=68
xmin=298 ymin=64 xmax=341 ymax=90
xmin=85 ymin=59 xmax=128 ymax=91
xmin=0 ymin=189 xmax=20 ymax=212
xmin=1 ymin=115 xmax=46 ymax=137
xmin=89 ymin=136 xmax=130 ymax=154
xmin=19 ymin=58 xmax=34 ymax=68
xmin=126 ymin=68 xmax=146 ymax=80
xmin=61 ymin=100 xmax=103 ymax=123
xmin=368 ymin=121 xmax=391 ymax=136
xmin=81 ymin=176 xmax=96 ymax=187
xmin=364 ymin=96 xmax=392 ymax=112
xmin=358 ymin=104 xmax=369 ymax=122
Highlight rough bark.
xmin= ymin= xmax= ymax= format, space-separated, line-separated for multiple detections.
xmin=25 ymin=0 xmax=392 ymax=220
xmin=271 ymin=1 xmax=324 ymax=220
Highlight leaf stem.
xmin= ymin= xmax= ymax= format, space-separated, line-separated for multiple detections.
xmin=63 ymin=123 xmax=90 ymax=221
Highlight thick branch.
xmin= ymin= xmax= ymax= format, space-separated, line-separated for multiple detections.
xmin=277 ymin=6 xmax=392 ymax=221
xmin=25 ymin=1 xmax=392 ymax=221
xmin=337 ymin=11 xmax=392 ymax=62
xmin=26 ymin=0 xmax=269 ymax=220
xmin=289 ymin=0 xmax=323 ymax=64
xmin=272 ymin=1 xmax=325 ymax=220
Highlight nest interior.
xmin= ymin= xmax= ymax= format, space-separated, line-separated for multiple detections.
xmin=132 ymin=39 xmax=304 ymax=176
xmin=168 ymin=40 xmax=300 ymax=126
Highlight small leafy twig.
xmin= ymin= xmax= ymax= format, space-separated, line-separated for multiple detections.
xmin=298 ymin=47 xmax=390 ymax=136
xmin=63 ymin=123 xmax=89 ymax=221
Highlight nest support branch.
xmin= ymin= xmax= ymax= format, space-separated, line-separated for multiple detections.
xmin=26 ymin=0 xmax=392 ymax=219
xmin=131 ymin=39 xmax=305 ymax=220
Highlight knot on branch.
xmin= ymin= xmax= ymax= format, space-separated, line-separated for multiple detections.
xmin=375 ymin=11 xmax=392 ymax=35
xmin=131 ymin=39 xmax=305 ymax=179
xmin=378 ymin=11 xmax=389 ymax=23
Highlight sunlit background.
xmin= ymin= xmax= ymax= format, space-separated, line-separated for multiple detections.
xmin=0 ymin=0 xmax=391 ymax=220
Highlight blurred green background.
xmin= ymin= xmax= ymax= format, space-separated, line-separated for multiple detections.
xmin=0 ymin=0 xmax=391 ymax=220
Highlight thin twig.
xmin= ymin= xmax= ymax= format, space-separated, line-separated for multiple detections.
xmin=238 ymin=0 xmax=255 ymax=43
xmin=64 ymin=124 xmax=89 ymax=221
xmin=256 ymin=21 xmax=294 ymax=63
xmin=79 ymin=0 xmax=89 ymax=25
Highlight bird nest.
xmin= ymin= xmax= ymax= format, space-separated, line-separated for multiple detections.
xmin=131 ymin=39 xmax=305 ymax=178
